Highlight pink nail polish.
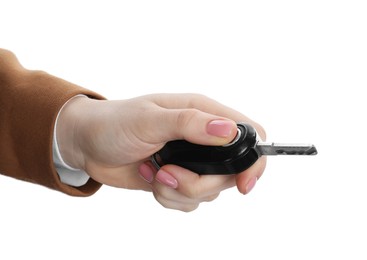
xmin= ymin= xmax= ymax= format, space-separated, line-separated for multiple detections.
xmin=245 ymin=177 xmax=257 ymax=194
xmin=207 ymin=120 xmax=234 ymax=137
xmin=138 ymin=163 xmax=154 ymax=183
xmin=156 ymin=170 xmax=178 ymax=189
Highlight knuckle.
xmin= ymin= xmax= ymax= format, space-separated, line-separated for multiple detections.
xmin=153 ymin=185 xmax=171 ymax=201
xmin=153 ymin=192 xmax=199 ymax=212
xmin=186 ymin=93 xmax=212 ymax=108
xmin=184 ymin=184 xmax=202 ymax=200
xmin=176 ymin=108 xmax=200 ymax=129
xmin=152 ymin=192 xmax=168 ymax=207
xmin=180 ymin=203 xmax=199 ymax=213
xmin=167 ymin=93 xmax=212 ymax=110
xmin=185 ymin=190 xmax=198 ymax=200
xmin=188 ymin=93 xmax=209 ymax=102
xmin=203 ymin=193 xmax=220 ymax=202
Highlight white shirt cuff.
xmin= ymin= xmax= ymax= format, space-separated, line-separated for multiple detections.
xmin=53 ymin=95 xmax=90 ymax=187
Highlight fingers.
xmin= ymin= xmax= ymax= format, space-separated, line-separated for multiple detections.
xmin=86 ymin=162 xmax=152 ymax=191
xmin=138 ymin=161 xmax=235 ymax=211
xmin=158 ymin=164 xmax=236 ymax=198
xmin=145 ymin=93 xmax=267 ymax=197
xmin=236 ymin=157 xmax=267 ymax=194
xmin=153 ymin=189 xmax=220 ymax=212
xmin=139 ymin=154 xmax=266 ymax=211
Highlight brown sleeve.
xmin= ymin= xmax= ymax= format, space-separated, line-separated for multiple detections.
xmin=0 ymin=49 xmax=103 ymax=196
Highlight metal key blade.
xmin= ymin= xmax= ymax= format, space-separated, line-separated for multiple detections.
xmin=256 ymin=142 xmax=318 ymax=156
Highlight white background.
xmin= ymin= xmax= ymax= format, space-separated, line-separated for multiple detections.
xmin=1 ymin=0 xmax=366 ymax=259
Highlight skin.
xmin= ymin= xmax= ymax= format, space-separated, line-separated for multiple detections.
xmin=57 ymin=94 xmax=267 ymax=212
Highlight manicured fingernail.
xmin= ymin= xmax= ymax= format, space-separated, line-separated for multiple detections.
xmin=138 ymin=163 xmax=154 ymax=183
xmin=156 ymin=170 xmax=178 ymax=189
xmin=207 ymin=120 xmax=235 ymax=138
xmin=245 ymin=177 xmax=257 ymax=194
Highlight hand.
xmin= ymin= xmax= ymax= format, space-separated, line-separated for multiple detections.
xmin=57 ymin=93 xmax=267 ymax=211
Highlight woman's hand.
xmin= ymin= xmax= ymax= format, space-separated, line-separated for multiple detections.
xmin=57 ymin=93 xmax=266 ymax=211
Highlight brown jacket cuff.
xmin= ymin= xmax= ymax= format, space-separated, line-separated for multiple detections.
xmin=0 ymin=70 xmax=104 ymax=196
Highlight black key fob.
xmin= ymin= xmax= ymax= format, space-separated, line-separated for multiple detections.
xmin=151 ymin=123 xmax=260 ymax=175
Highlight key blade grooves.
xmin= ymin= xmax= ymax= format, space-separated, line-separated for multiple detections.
xmin=256 ymin=142 xmax=318 ymax=156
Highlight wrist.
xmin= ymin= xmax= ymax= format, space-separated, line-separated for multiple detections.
xmin=56 ymin=95 xmax=90 ymax=170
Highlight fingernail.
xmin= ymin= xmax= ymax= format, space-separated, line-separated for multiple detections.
xmin=138 ymin=163 xmax=154 ymax=183
xmin=156 ymin=170 xmax=178 ymax=189
xmin=245 ymin=177 xmax=257 ymax=194
xmin=207 ymin=120 xmax=235 ymax=138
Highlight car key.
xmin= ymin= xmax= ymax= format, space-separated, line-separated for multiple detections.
xmin=151 ymin=123 xmax=317 ymax=175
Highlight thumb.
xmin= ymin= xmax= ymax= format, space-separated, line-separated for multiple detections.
xmin=155 ymin=108 xmax=238 ymax=146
